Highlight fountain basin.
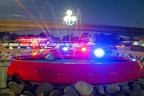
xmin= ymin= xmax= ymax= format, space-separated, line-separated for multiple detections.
xmin=8 ymin=56 xmax=144 ymax=84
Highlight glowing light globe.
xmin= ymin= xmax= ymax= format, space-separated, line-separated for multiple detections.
xmin=94 ymin=48 xmax=105 ymax=58
xmin=66 ymin=10 xmax=72 ymax=16
xmin=71 ymin=16 xmax=76 ymax=21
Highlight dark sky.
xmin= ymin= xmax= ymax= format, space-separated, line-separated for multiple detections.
xmin=0 ymin=0 xmax=144 ymax=28
xmin=49 ymin=0 xmax=144 ymax=28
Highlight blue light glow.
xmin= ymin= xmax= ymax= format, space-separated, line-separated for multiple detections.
xmin=27 ymin=46 xmax=30 ymax=49
xmin=131 ymin=58 xmax=137 ymax=61
xmin=47 ymin=41 xmax=50 ymax=44
xmin=62 ymin=47 xmax=69 ymax=51
xmin=94 ymin=48 xmax=105 ymax=58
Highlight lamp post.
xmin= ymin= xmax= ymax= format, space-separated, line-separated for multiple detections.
xmin=64 ymin=10 xmax=76 ymax=45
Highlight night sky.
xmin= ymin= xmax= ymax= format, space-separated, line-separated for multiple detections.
xmin=0 ymin=0 xmax=144 ymax=36
xmin=0 ymin=0 xmax=144 ymax=27
xmin=49 ymin=0 xmax=144 ymax=28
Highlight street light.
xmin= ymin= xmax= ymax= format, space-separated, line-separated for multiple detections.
xmin=64 ymin=10 xmax=76 ymax=45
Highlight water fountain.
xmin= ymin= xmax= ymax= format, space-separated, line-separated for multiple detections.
xmin=8 ymin=0 xmax=144 ymax=85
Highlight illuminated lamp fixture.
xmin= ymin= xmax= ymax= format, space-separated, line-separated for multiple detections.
xmin=81 ymin=47 xmax=86 ymax=52
xmin=32 ymin=52 xmax=38 ymax=56
xmin=62 ymin=47 xmax=69 ymax=52
xmin=64 ymin=10 xmax=76 ymax=44
xmin=94 ymin=48 xmax=105 ymax=58
xmin=64 ymin=10 xmax=76 ymax=26
xmin=18 ymin=46 xmax=21 ymax=49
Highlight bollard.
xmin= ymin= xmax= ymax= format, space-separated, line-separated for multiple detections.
xmin=0 ymin=60 xmax=10 ymax=88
